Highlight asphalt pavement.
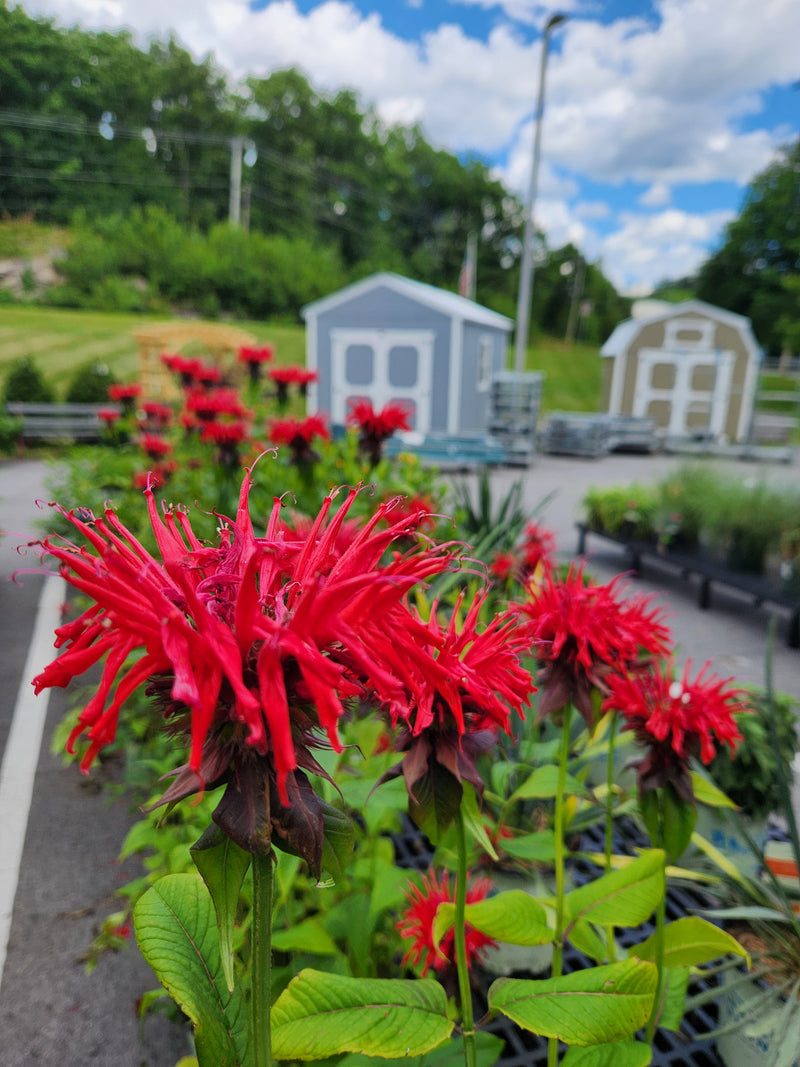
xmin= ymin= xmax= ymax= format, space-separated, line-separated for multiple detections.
xmin=0 ymin=447 xmax=797 ymax=1066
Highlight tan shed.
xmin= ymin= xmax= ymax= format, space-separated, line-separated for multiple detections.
xmin=600 ymin=300 xmax=761 ymax=442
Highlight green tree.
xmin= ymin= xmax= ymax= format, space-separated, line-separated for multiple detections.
xmin=696 ymin=138 xmax=800 ymax=356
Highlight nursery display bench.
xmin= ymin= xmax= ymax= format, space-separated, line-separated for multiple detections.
xmin=576 ymin=523 xmax=800 ymax=649
xmin=5 ymin=401 xmax=121 ymax=442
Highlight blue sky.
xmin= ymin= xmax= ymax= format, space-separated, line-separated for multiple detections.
xmin=21 ymin=0 xmax=800 ymax=295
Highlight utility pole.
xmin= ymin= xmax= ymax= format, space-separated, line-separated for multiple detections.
xmin=513 ymin=13 xmax=568 ymax=372
xmin=229 ymin=135 xmax=244 ymax=226
xmin=565 ymin=254 xmax=586 ymax=344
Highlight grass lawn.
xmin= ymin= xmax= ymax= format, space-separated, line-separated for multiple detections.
xmin=0 ymin=306 xmax=307 ymax=398
xmin=0 ymin=305 xmax=603 ymax=412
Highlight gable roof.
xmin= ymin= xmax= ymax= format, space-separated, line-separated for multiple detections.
xmin=601 ymin=299 xmax=760 ymax=358
xmin=301 ymin=272 xmax=513 ymax=331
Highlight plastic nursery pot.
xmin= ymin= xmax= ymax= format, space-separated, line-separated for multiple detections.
xmin=694 ymin=806 xmax=768 ymax=882
xmin=716 ymin=965 xmax=800 ymax=1067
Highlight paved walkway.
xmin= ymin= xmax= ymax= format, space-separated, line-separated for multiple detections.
xmin=0 ymin=450 xmax=797 ymax=1066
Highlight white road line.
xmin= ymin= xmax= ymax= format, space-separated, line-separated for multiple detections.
xmin=0 ymin=574 xmax=65 ymax=993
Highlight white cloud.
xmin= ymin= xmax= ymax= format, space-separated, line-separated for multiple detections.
xmin=639 ymin=182 xmax=672 ymax=208
xmin=596 ymin=207 xmax=736 ymax=294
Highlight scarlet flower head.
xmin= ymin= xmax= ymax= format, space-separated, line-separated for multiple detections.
xmin=186 ymin=388 xmax=249 ymax=422
xmin=269 ymin=415 xmax=330 ymax=447
xmin=269 ymin=415 xmax=330 ymax=465
xmin=31 ymin=470 xmax=460 ymax=868
xmin=269 ymin=364 xmax=310 ymax=384
xmin=238 ymin=345 xmax=274 ymax=365
xmin=489 ymin=549 xmax=518 ymax=582
xmin=519 ymin=521 xmax=556 ymax=576
xmin=347 ymin=398 xmax=413 ymax=439
xmin=200 ymin=420 xmax=250 ymax=447
xmin=138 ymin=433 xmax=172 ymax=461
xmin=397 ymin=870 xmax=497 ymax=977
xmin=517 ymin=563 xmax=672 ymax=726
xmin=379 ymin=593 xmax=535 ymax=825
xmin=97 ymin=407 xmax=122 ymax=424
xmin=108 ymin=383 xmax=141 ymax=408
xmin=140 ymin=401 xmax=173 ymax=429
xmin=603 ymin=659 xmax=747 ymax=800
xmin=347 ymin=399 xmax=414 ymax=465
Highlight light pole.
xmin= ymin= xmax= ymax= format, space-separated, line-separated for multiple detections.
xmin=513 ymin=13 xmax=568 ymax=373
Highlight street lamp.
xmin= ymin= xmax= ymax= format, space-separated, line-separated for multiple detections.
xmin=513 ymin=13 xmax=568 ymax=373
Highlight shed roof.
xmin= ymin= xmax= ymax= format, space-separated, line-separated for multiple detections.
xmin=301 ymin=272 xmax=513 ymax=331
xmin=601 ymin=299 xmax=759 ymax=358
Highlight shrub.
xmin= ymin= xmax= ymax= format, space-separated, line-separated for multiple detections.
xmin=65 ymin=361 xmax=117 ymax=403
xmin=708 ymin=688 xmax=800 ymax=819
xmin=2 ymin=356 xmax=55 ymax=403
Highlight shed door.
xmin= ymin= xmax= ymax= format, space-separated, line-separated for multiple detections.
xmin=633 ymin=349 xmax=734 ymax=437
xmin=330 ymin=328 xmax=434 ymax=432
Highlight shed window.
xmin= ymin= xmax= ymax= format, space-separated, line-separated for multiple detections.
xmin=650 ymin=363 xmax=676 ymax=389
xmin=691 ymin=365 xmax=716 ymax=391
xmin=388 ymin=345 xmax=418 ymax=388
xmin=477 ymin=335 xmax=493 ymax=392
xmin=345 ymin=344 xmax=373 ymax=385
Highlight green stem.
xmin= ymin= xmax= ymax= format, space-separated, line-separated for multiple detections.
xmin=605 ymin=713 xmax=618 ymax=964
xmin=645 ymin=800 xmax=667 ymax=1045
xmin=251 ymin=850 xmax=274 ymax=1067
xmin=548 ymin=704 xmax=573 ymax=1067
xmin=454 ymin=808 xmax=477 ymax=1067
xmin=645 ymin=886 xmax=666 ymax=1043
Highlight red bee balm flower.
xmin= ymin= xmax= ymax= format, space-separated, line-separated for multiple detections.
xmin=603 ymin=659 xmax=746 ymax=798
xmin=517 ymin=564 xmax=671 ymax=725
xmin=397 ymin=870 xmax=497 ymax=977
xmin=31 ymin=470 xmax=459 ymax=867
xmin=379 ymin=593 xmax=535 ymax=824
xmin=348 ymin=399 xmax=413 ymax=465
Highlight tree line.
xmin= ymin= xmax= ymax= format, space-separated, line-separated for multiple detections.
xmin=0 ymin=2 xmax=627 ymax=338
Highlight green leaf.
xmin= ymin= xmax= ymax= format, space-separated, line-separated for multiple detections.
xmin=658 ymin=967 xmax=690 ymax=1032
xmin=691 ymin=771 xmax=738 ymax=810
xmin=632 ymin=916 xmax=751 ymax=969
xmin=271 ymin=917 xmax=339 ymax=955
xmin=271 ymin=970 xmax=454 ymax=1059
xmin=319 ymin=799 xmax=356 ymax=883
xmin=563 ymin=851 xmax=665 ymax=930
xmin=566 ymin=918 xmax=608 ymax=963
xmin=500 ymin=831 xmax=556 ymax=864
xmin=560 ymin=1039 xmax=653 ymax=1066
xmin=509 ymin=765 xmax=587 ymax=802
xmin=190 ymin=824 xmax=251 ymax=994
xmin=433 ymin=890 xmax=553 ymax=950
xmin=488 ymin=959 xmax=658 ymax=1046
xmin=336 ymin=1030 xmax=504 ymax=1066
xmin=461 ymin=783 xmax=498 ymax=860
xmin=134 ymin=874 xmax=249 ymax=1067
xmin=662 ymin=783 xmax=697 ymax=863
xmin=409 ymin=761 xmax=463 ymax=845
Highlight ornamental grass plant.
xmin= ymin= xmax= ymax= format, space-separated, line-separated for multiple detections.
xmin=25 ymin=349 xmax=767 ymax=1067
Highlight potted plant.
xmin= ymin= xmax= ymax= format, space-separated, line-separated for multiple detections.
xmin=702 ymin=675 xmax=800 ymax=1066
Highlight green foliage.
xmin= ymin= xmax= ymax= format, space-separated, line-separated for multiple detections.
xmin=696 ymin=137 xmax=800 ymax=357
xmin=64 ymin=360 xmax=117 ymax=402
xmin=271 ymin=971 xmax=454 ymax=1060
xmin=0 ymin=6 xmax=628 ymax=329
xmin=134 ymin=875 xmax=250 ymax=1066
xmin=2 ymin=355 xmax=55 ymax=403
xmin=0 ymin=411 xmax=23 ymax=453
xmin=584 ymin=463 xmax=800 ymax=575
xmin=583 ymin=483 xmax=659 ymax=540
xmin=708 ymin=688 xmax=800 ymax=819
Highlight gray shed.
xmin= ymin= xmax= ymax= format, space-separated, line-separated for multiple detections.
xmin=600 ymin=299 xmax=761 ymax=441
xmin=301 ymin=272 xmax=513 ymax=435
